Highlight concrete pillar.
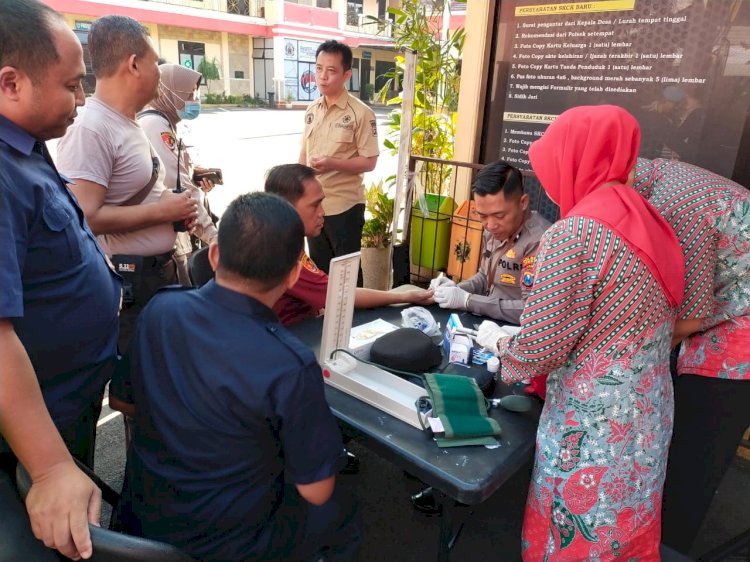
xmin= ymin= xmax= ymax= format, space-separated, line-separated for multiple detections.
xmin=453 ymin=0 xmax=496 ymax=201
xmin=220 ymin=31 xmax=231 ymax=95
xmin=247 ymin=36 xmax=254 ymax=95
xmin=332 ymin=0 xmax=347 ymax=29
xmin=273 ymin=35 xmax=286 ymax=104
xmin=149 ymin=23 xmax=161 ymax=56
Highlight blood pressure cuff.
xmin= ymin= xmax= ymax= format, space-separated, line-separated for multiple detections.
xmin=423 ymin=373 xmax=502 ymax=448
xmin=441 ymin=362 xmax=495 ymax=397
xmin=369 ymin=328 xmax=442 ymax=373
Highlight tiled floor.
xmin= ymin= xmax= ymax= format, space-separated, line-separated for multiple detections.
xmin=339 ymin=440 xmax=750 ymax=561
xmin=95 ymin=413 xmax=750 ymax=561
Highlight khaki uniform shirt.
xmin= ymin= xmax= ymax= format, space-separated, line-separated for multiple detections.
xmin=458 ymin=211 xmax=551 ymax=323
xmin=301 ymin=90 xmax=380 ymax=216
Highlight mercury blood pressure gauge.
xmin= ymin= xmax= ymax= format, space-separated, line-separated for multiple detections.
xmin=320 ymin=252 xmax=360 ymax=367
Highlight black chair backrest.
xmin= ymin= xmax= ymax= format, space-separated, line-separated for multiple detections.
xmin=523 ymin=174 xmax=560 ymax=223
xmin=15 ymin=463 xmax=196 ymax=562
xmin=188 ymin=246 xmax=215 ymax=288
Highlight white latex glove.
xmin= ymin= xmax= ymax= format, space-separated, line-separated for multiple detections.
xmin=476 ymin=320 xmax=509 ymax=354
xmin=429 ymin=275 xmax=456 ymax=290
xmin=433 ymin=285 xmax=470 ymax=310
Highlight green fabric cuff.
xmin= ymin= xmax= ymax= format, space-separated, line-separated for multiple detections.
xmin=424 ymin=373 xmax=502 ymax=441
xmin=435 ymin=436 xmax=499 ymax=448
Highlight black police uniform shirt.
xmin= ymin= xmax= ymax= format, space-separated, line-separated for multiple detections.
xmin=113 ymin=281 xmax=345 ymax=561
xmin=0 ymin=114 xmax=121 ymax=450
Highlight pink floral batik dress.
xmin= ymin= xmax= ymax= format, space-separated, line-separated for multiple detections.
xmin=497 ymin=217 xmax=679 ymax=562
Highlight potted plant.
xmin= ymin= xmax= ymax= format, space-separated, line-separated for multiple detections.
xmin=285 ymin=89 xmax=295 ymax=109
xmin=363 ymin=82 xmax=375 ymax=103
xmin=361 ymin=181 xmax=394 ymax=290
xmin=372 ymin=0 xmax=464 ymax=274
xmin=197 ymin=57 xmax=220 ymax=94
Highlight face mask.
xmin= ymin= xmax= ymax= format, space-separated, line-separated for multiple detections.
xmin=178 ymin=100 xmax=201 ymax=121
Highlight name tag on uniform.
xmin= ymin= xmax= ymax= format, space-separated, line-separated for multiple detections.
xmin=499 ymin=273 xmax=516 ymax=285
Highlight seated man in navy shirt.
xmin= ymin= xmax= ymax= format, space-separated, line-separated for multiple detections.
xmin=0 ymin=1 xmax=122 ymax=559
xmin=110 ymin=192 xmax=360 ymax=561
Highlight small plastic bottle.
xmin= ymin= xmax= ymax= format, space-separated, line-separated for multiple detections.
xmin=486 ymin=356 xmax=500 ymax=375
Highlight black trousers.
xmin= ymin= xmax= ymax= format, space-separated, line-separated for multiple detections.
xmin=260 ymin=484 xmax=362 ymax=562
xmin=661 ymin=374 xmax=750 ymax=554
xmin=308 ymin=204 xmax=365 ymax=287
xmin=117 ymin=251 xmax=187 ymax=352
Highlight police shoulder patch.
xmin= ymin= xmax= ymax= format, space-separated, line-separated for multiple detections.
xmin=301 ymin=254 xmax=320 ymax=273
xmin=305 ymin=113 xmax=314 ymax=125
xmin=522 ymin=255 xmax=536 ymax=269
xmin=161 ymin=131 xmax=176 ymax=151
xmin=370 ymin=119 xmax=377 ymax=137
xmin=522 ymin=271 xmax=534 ymax=288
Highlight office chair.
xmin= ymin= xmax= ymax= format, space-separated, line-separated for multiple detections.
xmin=536 ymin=188 xmax=560 ymax=223
xmin=188 ymin=246 xmax=215 ymax=288
xmin=523 ymin=175 xmax=560 ymax=223
xmin=15 ymin=461 xmax=196 ymax=562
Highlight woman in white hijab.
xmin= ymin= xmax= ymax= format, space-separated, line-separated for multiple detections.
xmin=138 ymin=63 xmax=218 ymax=283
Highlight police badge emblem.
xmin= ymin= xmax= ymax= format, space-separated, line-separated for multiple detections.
xmin=161 ymin=131 xmax=176 ymax=151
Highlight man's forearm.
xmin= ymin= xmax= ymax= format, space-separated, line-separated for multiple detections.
xmin=458 ymin=272 xmax=487 ymax=296
xmin=329 ymin=155 xmax=377 ymax=174
xmin=354 ymin=288 xmax=405 ymax=308
xmin=466 ymin=295 xmax=524 ymax=325
xmin=86 ymin=202 xmax=168 ymax=235
xmin=0 ymin=321 xmax=71 ymax=478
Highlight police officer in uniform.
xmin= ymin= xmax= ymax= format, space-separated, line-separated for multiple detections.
xmin=432 ymin=161 xmax=551 ymax=323
xmin=56 ymin=16 xmax=198 ymax=348
xmin=412 ymin=161 xmax=551 ymax=514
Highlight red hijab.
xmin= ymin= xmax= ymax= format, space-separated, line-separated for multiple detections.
xmin=528 ymin=105 xmax=684 ymax=308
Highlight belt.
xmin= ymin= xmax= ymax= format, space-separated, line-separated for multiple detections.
xmin=145 ymin=249 xmax=176 ymax=268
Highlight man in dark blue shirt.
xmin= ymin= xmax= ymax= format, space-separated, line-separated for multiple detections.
xmin=0 ymin=1 xmax=122 ymax=559
xmin=111 ymin=192 xmax=360 ymax=561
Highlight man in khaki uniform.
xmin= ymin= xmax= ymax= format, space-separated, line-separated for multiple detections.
xmin=300 ymin=40 xmax=380 ymax=282
xmin=431 ymin=161 xmax=551 ymax=324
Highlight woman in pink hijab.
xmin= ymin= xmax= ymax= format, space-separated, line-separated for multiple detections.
xmin=477 ymin=105 xmax=684 ymax=561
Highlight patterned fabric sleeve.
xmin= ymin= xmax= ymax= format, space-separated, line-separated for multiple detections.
xmin=498 ymin=220 xmax=595 ymax=383
xmin=699 ymin=193 xmax=750 ymax=332
xmin=668 ymin=209 xmax=715 ymax=320
xmin=632 ymin=157 xmax=655 ymax=198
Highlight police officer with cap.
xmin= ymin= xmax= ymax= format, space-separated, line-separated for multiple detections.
xmin=431 ymin=161 xmax=551 ymax=323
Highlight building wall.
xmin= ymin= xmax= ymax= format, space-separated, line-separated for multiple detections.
xmin=57 ymin=1 xmax=400 ymax=98
xmin=62 ymin=13 xmax=94 ymax=28
xmin=363 ymin=0 xmax=379 ymax=18
xmin=157 ymin=24 xmax=222 ymax=64
xmin=228 ymin=33 xmax=251 ymax=84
